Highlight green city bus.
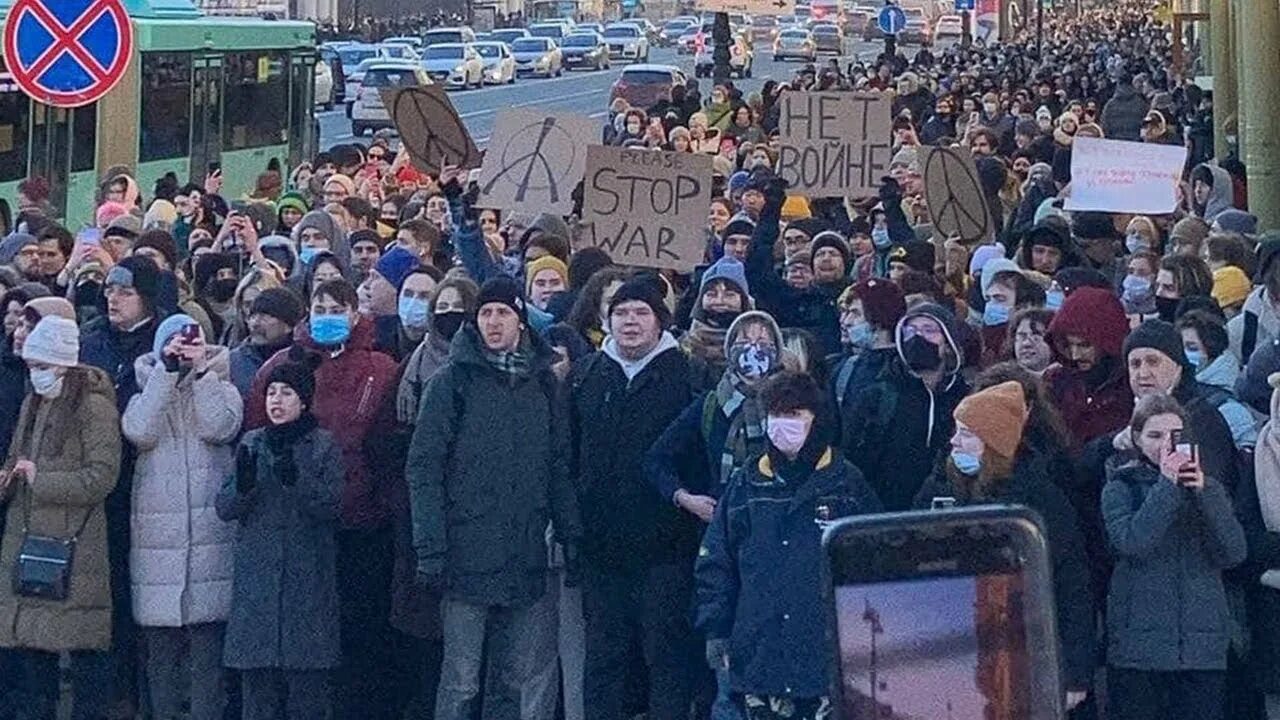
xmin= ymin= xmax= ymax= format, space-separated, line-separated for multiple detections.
xmin=0 ymin=0 xmax=317 ymax=226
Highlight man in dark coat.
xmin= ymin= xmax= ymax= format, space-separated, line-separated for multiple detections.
xmin=568 ymin=275 xmax=701 ymax=720
xmin=407 ymin=276 xmax=582 ymax=720
xmin=1101 ymin=71 xmax=1148 ymax=142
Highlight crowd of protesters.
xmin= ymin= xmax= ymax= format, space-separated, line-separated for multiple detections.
xmin=1 ymin=2 xmax=1280 ymax=720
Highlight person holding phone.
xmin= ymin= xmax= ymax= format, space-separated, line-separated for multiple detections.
xmin=121 ymin=313 xmax=243 ymax=720
xmin=1102 ymin=393 xmax=1246 ymax=720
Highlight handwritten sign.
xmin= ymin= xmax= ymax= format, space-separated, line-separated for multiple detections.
xmin=696 ymin=0 xmax=794 ymax=15
xmin=1064 ymin=137 xmax=1188 ymax=215
xmin=921 ymin=146 xmax=992 ymax=244
xmin=476 ymin=109 xmax=597 ymax=216
xmin=581 ymin=146 xmax=713 ymax=272
xmin=382 ymin=86 xmax=480 ymax=176
xmin=776 ymin=92 xmax=892 ymax=198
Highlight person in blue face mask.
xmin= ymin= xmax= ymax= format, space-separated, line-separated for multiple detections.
xmin=978 ymin=259 xmax=1045 ymax=368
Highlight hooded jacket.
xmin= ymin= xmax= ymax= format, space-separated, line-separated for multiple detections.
xmin=245 ymin=317 xmax=399 ymax=530
xmin=405 ymin=325 xmax=582 ymax=607
xmin=1194 ymin=163 xmax=1236 ymax=222
xmin=840 ymin=303 xmax=969 ymax=511
xmin=1100 ymin=81 xmax=1147 ymax=142
xmin=1228 ymin=286 xmax=1280 ymax=363
xmin=1044 ymin=288 xmax=1134 ymax=448
xmin=290 ymin=210 xmax=351 ymax=277
xmin=122 ymin=347 xmax=242 ymax=627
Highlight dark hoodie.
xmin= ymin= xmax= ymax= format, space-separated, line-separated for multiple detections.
xmin=1100 ymin=80 xmax=1147 ymax=142
xmin=1044 ymin=287 xmax=1133 ymax=449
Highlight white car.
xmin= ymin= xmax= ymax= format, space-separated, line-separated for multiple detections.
xmin=473 ymin=41 xmax=516 ymax=84
xmin=420 ymin=43 xmax=485 ymax=89
xmin=351 ymin=61 xmax=430 ymax=136
xmin=934 ymin=14 xmax=963 ymax=42
xmin=314 ymin=59 xmax=334 ymax=109
xmin=424 ymin=27 xmax=478 ymax=46
xmin=603 ymin=23 xmax=649 ymax=61
xmin=384 ymin=35 xmax=423 ymax=50
xmin=511 ymin=36 xmax=562 ymax=77
xmin=379 ymin=41 xmax=421 ymax=61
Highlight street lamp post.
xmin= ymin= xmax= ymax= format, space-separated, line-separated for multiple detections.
xmin=713 ymin=10 xmax=731 ymax=85
xmin=1036 ymin=0 xmax=1043 ymax=55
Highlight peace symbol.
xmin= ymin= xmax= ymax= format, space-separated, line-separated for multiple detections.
xmin=923 ymin=147 xmax=991 ymax=244
xmin=390 ymin=86 xmax=479 ymax=175
xmin=482 ymin=116 xmax=578 ymax=204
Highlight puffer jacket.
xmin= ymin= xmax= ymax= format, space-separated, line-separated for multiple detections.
xmin=0 ymin=366 xmax=120 ymax=651
xmin=1102 ymin=460 xmax=1246 ymax=671
xmin=122 ymin=347 xmax=242 ymax=627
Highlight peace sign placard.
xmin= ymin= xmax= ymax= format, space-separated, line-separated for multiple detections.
xmin=921 ymin=146 xmax=992 ymax=245
xmin=475 ymin=109 xmax=597 ymax=216
xmin=382 ymin=86 xmax=480 ymax=176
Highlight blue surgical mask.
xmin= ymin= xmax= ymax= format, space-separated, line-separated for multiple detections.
xmin=1045 ymin=289 xmax=1065 ymax=311
xmin=299 ymin=246 xmax=320 ymax=265
xmin=846 ymin=321 xmax=876 ymax=350
xmin=1122 ymin=274 xmax=1151 ymax=302
xmin=1185 ymin=348 xmax=1204 ymax=370
xmin=398 ymin=296 xmax=430 ymax=330
xmin=310 ymin=313 xmax=351 ymax=345
xmin=871 ymin=227 xmax=892 ymax=249
xmin=1125 ymin=233 xmax=1149 ymax=255
xmin=951 ymin=450 xmax=981 ymax=476
xmin=982 ymin=301 xmax=1010 ymax=326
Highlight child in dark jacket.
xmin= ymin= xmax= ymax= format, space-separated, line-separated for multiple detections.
xmin=695 ymin=371 xmax=882 ymax=720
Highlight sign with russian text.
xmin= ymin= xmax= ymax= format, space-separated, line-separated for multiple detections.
xmin=1064 ymin=137 xmax=1188 ymax=215
xmin=775 ymin=91 xmax=892 ymax=198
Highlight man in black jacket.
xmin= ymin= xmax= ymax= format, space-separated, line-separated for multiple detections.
xmin=407 ymin=276 xmax=582 ymax=720
xmin=568 ymin=274 xmax=702 ymax=720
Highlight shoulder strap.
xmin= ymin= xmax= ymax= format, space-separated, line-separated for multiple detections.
xmin=21 ymin=485 xmax=95 ymax=542
xmin=1243 ymin=309 xmax=1260 ymax=362
xmin=835 ymin=358 xmax=857 ymax=411
xmin=701 ymin=392 xmax=719 ymax=445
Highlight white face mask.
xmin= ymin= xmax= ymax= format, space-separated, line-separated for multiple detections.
xmin=29 ymin=368 xmax=64 ymax=398
xmin=767 ymin=414 xmax=811 ymax=455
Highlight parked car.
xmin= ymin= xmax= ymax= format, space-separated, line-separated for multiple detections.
xmin=511 ymin=36 xmax=563 ymax=77
xmin=603 ymin=23 xmax=650 ymax=62
xmin=844 ymin=8 xmax=870 ymax=34
xmin=384 ymin=35 xmax=423 ymax=50
xmin=678 ymin=23 xmax=707 ymax=54
xmin=529 ymin=22 xmax=571 ymax=41
xmin=622 ymin=18 xmax=660 ymax=45
xmin=489 ymin=28 xmax=530 ymax=45
xmin=609 ymin=64 xmax=686 ymax=108
xmin=933 ymin=14 xmax=963 ymax=43
xmin=899 ymin=8 xmax=930 ymax=44
xmin=773 ymin=27 xmax=816 ymax=61
xmin=659 ymin=18 xmax=693 ymax=46
xmin=351 ymin=62 xmax=429 ymax=136
xmin=471 ymin=41 xmax=516 ymax=84
xmin=576 ymin=22 xmax=605 ymax=35
xmin=748 ymin=15 xmax=778 ymax=42
xmin=338 ymin=43 xmax=382 ymax=103
xmin=420 ymin=43 xmax=485 ymax=88
xmin=423 ymin=26 xmax=477 ymax=46
xmin=694 ymin=33 xmax=752 ymax=78
xmin=379 ymin=41 xmax=421 ymax=61
xmin=810 ymin=22 xmax=843 ymax=53
xmin=560 ymin=32 xmax=611 ymax=71
xmin=314 ymin=58 xmax=334 ymax=109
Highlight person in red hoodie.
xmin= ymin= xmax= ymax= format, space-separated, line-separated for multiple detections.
xmin=245 ymin=277 xmax=401 ymax=720
xmin=1043 ymin=286 xmax=1134 ymax=450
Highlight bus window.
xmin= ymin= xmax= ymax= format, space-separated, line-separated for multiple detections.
xmin=223 ymin=51 xmax=289 ymax=151
xmin=71 ymin=104 xmax=96 ymax=173
xmin=0 ymin=89 xmax=29 ymax=183
xmin=140 ymin=53 xmax=193 ymax=162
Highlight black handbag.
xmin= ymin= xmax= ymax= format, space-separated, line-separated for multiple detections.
xmin=11 ymin=488 xmax=93 ymax=601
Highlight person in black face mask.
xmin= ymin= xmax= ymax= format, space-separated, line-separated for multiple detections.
xmin=682 ymin=256 xmax=750 ymax=393
xmin=193 ymin=252 xmax=241 ymax=341
xmin=227 ymin=287 xmax=305 ymax=401
xmin=839 ymin=303 xmax=969 ymax=511
xmin=1154 ymin=254 xmax=1214 ymax=324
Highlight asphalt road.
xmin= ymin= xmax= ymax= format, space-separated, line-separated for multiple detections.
xmin=317 ymin=38 xmax=890 ymax=150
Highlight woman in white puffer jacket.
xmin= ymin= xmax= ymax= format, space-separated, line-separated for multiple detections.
xmin=122 ymin=313 xmax=243 ymax=720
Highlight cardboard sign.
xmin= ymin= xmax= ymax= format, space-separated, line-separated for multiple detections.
xmin=696 ymin=0 xmax=794 ymax=15
xmin=775 ymin=92 xmax=893 ymax=198
xmin=921 ymin=146 xmax=993 ymax=245
xmin=581 ymin=146 xmax=713 ymax=272
xmin=475 ymin=109 xmax=597 ymax=216
xmin=1064 ymin=137 xmax=1188 ymax=215
xmin=382 ymin=86 xmax=480 ymax=175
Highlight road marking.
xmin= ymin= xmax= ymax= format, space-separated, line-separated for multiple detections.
xmin=457 ymin=86 xmax=612 ymax=119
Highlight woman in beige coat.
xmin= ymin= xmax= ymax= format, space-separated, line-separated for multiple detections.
xmin=122 ymin=313 xmax=243 ymax=720
xmin=0 ymin=315 xmax=121 ymax=720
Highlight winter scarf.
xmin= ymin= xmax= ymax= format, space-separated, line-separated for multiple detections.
xmin=396 ymin=331 xmax=451 ymax=424
xmin=714 ymin=369 xmax=767 ymax=487
xmin=263 ymin=412 xmax=319 ymax=487
xmin=682 ymin=318 xmax=728 ymax=366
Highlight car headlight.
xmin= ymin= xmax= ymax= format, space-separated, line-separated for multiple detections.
xmin=453 ymin=65 xmax=465 ymax=74
xmin=535 ymin=56 xmax=550 ymax=67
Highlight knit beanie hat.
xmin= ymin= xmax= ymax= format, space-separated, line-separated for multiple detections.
xmin=980 ymin=257 xmax=1022 ymax=295
xmin=349 ymin=228 xmax=386 ymax=252
xmin=608 ymin=274 xmax=672 ymax=327
xmin=1123 ymin=319 xmax=1190 ymax=370
xmin=786 ymin=217 xmax=830 ymax=241
xmin=277 ymin=191 xmax=310 ymax=218
xmin=1170 ymin=216 xmax=1210 ymax=248
xmin=21 ymin=315 xmax=79 ymax=368
xmin=781 ymin=195 xmax=812 ymax=220
xmin=1070 ymin=211 xmax=1117 ymax=241
xmin=106 ymin=256 xmax=163 ymax=309
xmin=968 ymin=243 xmax=1006 ymax=276
xmin=249 ymin=287 xmax=305 ymax=327
xmin=700 ymin=256 xmax=750 ymax=299
xmin=1214 ymin=209 xmax=1258 ymax=236
xmin=1212 ymin=266 xmax=1252 ymax=309
xmin=266 ymin=360 xmax=317 ymax=409
xmin=525 ymin=256 xmax=569 ymax=295
xmin=134 ymin=230 xmax=179 ymax=269
xmin=153 ymin=313 xmax=197 ymax=357
xmin=1256 ymin=233 xmax=1280 ymax=283
xmin=721 ymin=214 xmax=756 ymax=240
xmin=849 ymin=277 xmax=906 ymax=330
xmin=475 ymin=275 xmax=527 ymax=324
xmin=323 ymin=173 xmax=356 ymax=197
xmin=0 ymin=232 xmax=37 ymax=264
xmin=374 ymin=246 xmax=421 ymax=292
xmin=725 ymin=310 xmax=783 ymax=357
xmin=23 ymin=297 xmax=75 ymax=321
xmin=953 ymin=380 xmax=1028 ymax=459
xmin=785 ymin=249 xmax=812 ymax=271
xmin=728 ymin=171 xmax=750 ymax=195
xmin=810 ymin=231 xmax=850 ymax=271
xmin=889 ymin=240 xmax=935 ymax=273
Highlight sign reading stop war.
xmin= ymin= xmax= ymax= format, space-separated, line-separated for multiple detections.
xmin=1064 ymin=136 xmax=1188 ymax=215
xmin=776 ymin=92 xmax=892 ymax=198
xmin=582 ymin=146 xmax=713 ymax=272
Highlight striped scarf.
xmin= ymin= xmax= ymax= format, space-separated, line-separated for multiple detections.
xmin=714 ymin=370 xmax=767 ymax=487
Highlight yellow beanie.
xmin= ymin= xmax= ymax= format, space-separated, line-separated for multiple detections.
xmin=525 ymin=255 xmax=569 ymax=295
xmin=953 ymin=381 xmax=1028 ymax=460
xmin=1212 ymin=266 xmax=1251 ymax=309
xmin=781 ymin=195 xmax=811 ymax=221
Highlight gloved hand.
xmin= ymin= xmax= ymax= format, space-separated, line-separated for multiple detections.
xmin=562 ymin=543 xmax=583 ymax=589
xmin=235 ymin=445 xmax=256 ymax=495
xmin=878 ymin=176 xmax=904 ymax=205
xmin=705 ymin=638 xmax=729 ymax=670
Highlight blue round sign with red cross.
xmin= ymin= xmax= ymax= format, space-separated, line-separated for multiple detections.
xmin=2 ymin=0 xmax=133 ymax=108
